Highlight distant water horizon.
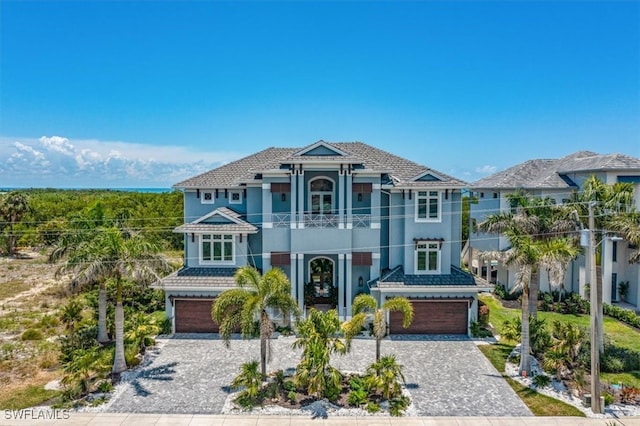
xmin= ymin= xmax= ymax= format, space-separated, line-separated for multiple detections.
xmin=0 ymin=187 xmax=173 ymax=193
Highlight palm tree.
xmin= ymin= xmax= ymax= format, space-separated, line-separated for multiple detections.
xmin=231 ymin=360 xmax=263 ymax=405
xmin=342 ymin=294 xmax=413 ymax=362
xmin=365 ymin=354 xmax=406 ymax=400
xmin=479 ymin=190 xmax=578 ymax=315
xmin=292 ymin=309 xmax=346 ymax=399
xmin=0 ymin=192 xmax=30 ymax=256
xmin=58 ymin=227 xmax=170 ymax=376
xmin=609 ymin=210 xmax=640 ymax=263
xmin=51 ymin=222 xmax=110 ymax=343
xmin=212 ymin=266 xmax=299 ymax=376
xmin=60 ymin=298 xmax=84 ymax=334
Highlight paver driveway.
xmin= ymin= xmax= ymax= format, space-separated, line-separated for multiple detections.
xmin=106 ymin=335 xmax=532 ymax=416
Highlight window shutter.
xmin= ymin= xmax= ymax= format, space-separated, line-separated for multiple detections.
xmin=271 ymin=252 xmax=291 ymax=266
xmin=271 ymin=183 xmax=291 ymax=193
xmin=352 ymin=252 xmax=372 ymax=266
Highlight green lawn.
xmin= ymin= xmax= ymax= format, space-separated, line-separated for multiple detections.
xmin=0 ymin=385 xmax=61 ymax=410
xmin=479 ymin=294 xmax=640 ymax=352
xmin=477 ymin=344 xmax=585 ymax=416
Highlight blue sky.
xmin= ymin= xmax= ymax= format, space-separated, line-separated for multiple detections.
xmin=1 ymin=1 xmax=638 ymax=188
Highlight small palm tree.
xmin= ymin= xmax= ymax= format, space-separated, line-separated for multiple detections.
xmin=212 ymin=266 xmax=299 ymax=376
xmin=292 ymin=309 xmax=346 ymax=399
xmin=231 ymin=360 xmax=263 ymax=405
xmin=60 ymin=298 xmax=84 ymax=334
xmin=342 ymin=294 xmax=413 ymax=362
xmin=365 ymin=354 xmax=405 ymax=400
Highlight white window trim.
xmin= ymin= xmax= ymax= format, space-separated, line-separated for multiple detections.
xmin=415 ymin=190 xmax=442 ymax=223
xmin=199 ymin=234 xmax=235 ymax=265
xmin=308 ymin=176 xmax=335 ymax=215
xmin=201 ymin=191 xmax=215 ymax=204
xmin=229 ymin=190 xmax=243 ymax=205
xmin=414 ymin=242 xmax=441 ymax=274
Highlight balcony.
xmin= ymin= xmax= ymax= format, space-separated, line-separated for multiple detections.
xmin=304 ymin=214 xmax=339 ymax=228
xmin=268 ymin=213 xmax=373 ymax=229
xmin=352 ymin=214 xmax=371 ymax=228
xmin=272 ymin=213 xmax=291 ymax=228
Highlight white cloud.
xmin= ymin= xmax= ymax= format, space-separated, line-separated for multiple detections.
xmin=474 ymin=165 xmax=497 ymax=174
xmin=0 ymin=135 xmax=243 ymax=188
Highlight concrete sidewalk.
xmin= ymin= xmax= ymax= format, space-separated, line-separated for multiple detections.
xmin=2 ymin=413 xmax=639 ymax=425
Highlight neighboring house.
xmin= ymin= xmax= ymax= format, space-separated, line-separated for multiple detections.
xmin=155 ymin=140 xmax=487 ymax=335
xmin=468 ymin=151 xmax=640 ymax=307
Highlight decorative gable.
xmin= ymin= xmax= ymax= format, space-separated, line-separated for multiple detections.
xmin=193 ymin=207 xmax=243 ymax=225
xmin=412 ymin=171 xmax=443 ymax=182
xmin=293 ymin=141 xmax=348 ymax=157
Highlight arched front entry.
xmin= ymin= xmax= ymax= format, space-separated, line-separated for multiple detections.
xmin=309 ymin=256 xmax=334 ymax=297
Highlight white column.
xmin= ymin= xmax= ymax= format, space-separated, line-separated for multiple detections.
xmin=370 ymin=252 xmax=381 ymax=281
xmin=297 ymin=253 xmax=305 ymax=311
xmin=338 ymin=170 xmax=345 ymax=229
xmin=290 ymin=253 xmax=299 ymax=307
xmin=262 ymin=252 xmax=272 ymax=274
xmin=290 ymin=172 xmax=297 ymax=229
xmin=338 ymin=254 xmax=345 ymax=318
xmin=262 ymin=183 xmax=273 ymax=228
xmin=371 ymin=183 xmax=381 ymax=229
xmin=346 ymin=253 xmax=353 ymax=317
xmin=346 ymin=172 xmax=353 ymax=229
xmin=602 ymin=238 xmax=612 ymax=304
xmin=298 ymin=170 xmax=305 ymax=228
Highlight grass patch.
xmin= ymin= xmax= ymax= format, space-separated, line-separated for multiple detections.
xmin=602 ymin=371 xmax=640 ymax=389
xmin=0 ymin=384 xmax=61 ymax=410
xmin=479 ymin=294 xmax=640 ymax=352
xmin=478 ymin=342 xmax=585 ymax=417
xmin=478 ymin=343 xmax=514 ymax=372
xmin=0 ymin=280 xmax=32 ymax=300
xmin=504 ymin=377 xmax=585 ymax=416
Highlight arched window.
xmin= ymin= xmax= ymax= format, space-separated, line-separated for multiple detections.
xmin=309 ymin=177 xmax=334 ymax=215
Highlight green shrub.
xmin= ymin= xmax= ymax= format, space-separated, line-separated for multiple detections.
xmin=124 ymin=345 xmax=141 ymax=367
xmin=97 ymin=380 xmax=113 ymax=393
xmin=389 ymin=395 xmax=410 ymax=416
xmin=603 ymin=392 xmax=614 ymax=406
xmin=533 ymin=374 xmax=551 ymax=388
xmin=160 ymin=317 xmax=173 ymax=335
xmin=604 ymin=304 xmax=640 ymax=329
xmin=287 ymin=390 xmax=297 ymax=403
xmin=21 ymin=328 xmax=44 ymax=341
xmin=366 ymin=401 xmax=381 ymax=413
xmin=601 ymin=355 xmax=625 ymax=373
xmin=38 ymin=314 xmax=60 ymax=329
xmin=347 ymin=388 xmax=367 ymax=407
xmin=283 ymin=379 xmax=296 ymax=392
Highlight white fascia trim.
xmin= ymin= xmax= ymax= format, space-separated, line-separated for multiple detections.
xmin=338 ymin=223 xmax=345 ymax=229
xmin=262 ymin=183 xmax=271 ymax=190
xmin=372 ymin=183 xmax=381 ymax=189
xmin=263 ymin=222 xmax=273 ymax=228
xmin=163 ymin=287 xmax=230 ymax=292
xmin=377 ymin=287 xmax=482 ymax=294
xmin=372 ymin=253 xmax=381 ymax=259
xmin=371 ymin=223 xmax=381 ymax=229
xmin=262 ymin=253 xmax=271 ymax=259
xmin=346 ymin=223 xmax=353 ymax=229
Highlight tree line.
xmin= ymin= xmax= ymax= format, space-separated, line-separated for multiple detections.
xmin=0 ymin=189 xmax=184 ymax=255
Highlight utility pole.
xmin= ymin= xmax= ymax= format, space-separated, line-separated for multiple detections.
xmin=589 ymin=201 xmax=602 ymax=414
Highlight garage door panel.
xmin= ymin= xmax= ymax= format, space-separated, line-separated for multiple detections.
xmin=175 ymin=299 xmax=219 ymax=333
xmin=390 ymin=301 xmax=468 ymax=335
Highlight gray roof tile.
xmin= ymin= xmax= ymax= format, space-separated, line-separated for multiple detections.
xmin=174 ymin=141 xmax=467 ymax=189
xmin=374 ymin=265 xmax=480 ymax=288
xmin=472 ymin=151 xmax=640 ymax=190
xmin=153 ymin=267 xmax=239 ymax=289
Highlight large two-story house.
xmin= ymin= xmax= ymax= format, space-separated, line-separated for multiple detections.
xmin=157 ymin=141 xmax=487 ymax=335
xmin=468 ymin=151 xmax=640 ymax=307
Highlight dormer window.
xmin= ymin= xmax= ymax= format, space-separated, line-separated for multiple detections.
xmin=229 ymin=191 xmax=242 ymax=204
xmin=201 ymin=191 xmax=215 ymax=204
xmin=415 ymin=242 xmax=441 ymax=274
xmin=201 ymin=234 xmax=234 ymax=264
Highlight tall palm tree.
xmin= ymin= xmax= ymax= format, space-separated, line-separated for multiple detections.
xmin=59 ymin=227 xmax=170 ymax=376
xmin=212 ymin=266 xmax=299 ymax=376
xmin=571 ymin=176 xmax=635 ymax=352
xmin=0 ymin=192 xmax=30 ymax=256
xmin=342 ymin=294 xmax=413 ymax=362
xmin=479 ymin=190 xmax=578 ymax=315
xmin=51 ymin=221 xmax=110 ymax=343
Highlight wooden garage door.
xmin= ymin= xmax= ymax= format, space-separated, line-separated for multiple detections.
xmin=390 ymin=301 xmax=468 ymax=334
xmin=174 ymin=299 xmax=219 ymax=333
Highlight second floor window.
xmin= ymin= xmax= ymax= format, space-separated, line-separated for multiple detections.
xmin=201 ymin=234 xmax=234 ymax=263
xmin=416 ymin=190 xmax=440 ymax=222
xmin=309 ymin=177 xmax=334 ymax=215
xmin=415 ymin=242 xmax=440 ymax=274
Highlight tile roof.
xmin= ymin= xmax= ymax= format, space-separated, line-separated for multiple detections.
xmin=374 ymin=265 xmax=480 ymax=288
xmin=173 ymin=223 xmax=258 ymax=233
xmin=472 ymin=151 xmax=640 ymax=190
xmin=152 ymin=267 xmax=239 ymax=289
xmin=174 ymin=141 xmax=467 ymax=189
